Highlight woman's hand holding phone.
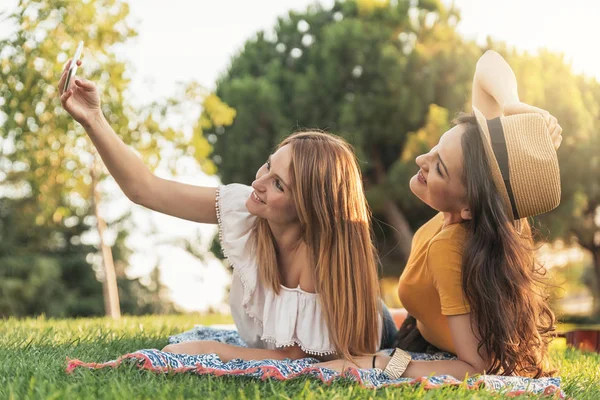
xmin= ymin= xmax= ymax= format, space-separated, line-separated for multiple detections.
xmin=58 ymin=44 xmax=103 ymax=128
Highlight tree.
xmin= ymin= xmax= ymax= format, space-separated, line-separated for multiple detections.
xmin=205 ymin=0 xmax=480 ymax=273
xmin=503 ymin=48 xmax=600 ymax=315
xmin=0 ymin=0 xmax=235 ymax=317
xmin=206 ymin=0 xmax=600 ymax=316
xmin=0 ymin=195 xmax=104 ymax=317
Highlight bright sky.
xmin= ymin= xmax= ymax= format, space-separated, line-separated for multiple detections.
xmin=1 ymin=0 xmax=599 ymax=312
xmin=123 ymin=0 xmax=599 ymax=105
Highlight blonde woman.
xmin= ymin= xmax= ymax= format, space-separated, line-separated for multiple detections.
xmin=58 ymin=61 xmax=394 ymax=361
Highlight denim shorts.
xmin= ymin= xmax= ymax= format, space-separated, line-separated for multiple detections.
xmin=380 ymin=302 xmax=398 ymax=349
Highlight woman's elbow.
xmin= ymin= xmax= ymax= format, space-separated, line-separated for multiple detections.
xmin=282 ymin=346 xmax=307 ymax=360
xmin=462 ymin=359 xmax=490 ymax=376
xmin=478 ymin=50 xmax=501 ymax=64
xmin=124 ymin=175 xmax=154 ymax=206
xmin=126 ymin=185 xmax=145 ymax=205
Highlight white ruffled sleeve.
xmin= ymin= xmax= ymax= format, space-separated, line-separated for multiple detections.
xmin=215 ymin=183 xmax=263 ymax=331
xmin=215 ymin=183 xmax=256 ymax=269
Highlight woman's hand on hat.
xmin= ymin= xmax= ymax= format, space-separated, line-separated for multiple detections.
xmin=503 ymin=102 xmax=563 ymax=150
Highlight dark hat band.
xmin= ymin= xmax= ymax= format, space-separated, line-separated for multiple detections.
xmin=487 ymin=117 xmax=520 ymax=220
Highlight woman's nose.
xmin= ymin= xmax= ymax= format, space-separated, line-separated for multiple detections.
xmin=252 ymin=174 xmax=267 ymax=192
xmin=415 ymin=153 xmax=428 ymax=171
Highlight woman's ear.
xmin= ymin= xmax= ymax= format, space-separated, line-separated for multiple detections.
xmin=460 ymin=207 xmax=472 ymax=221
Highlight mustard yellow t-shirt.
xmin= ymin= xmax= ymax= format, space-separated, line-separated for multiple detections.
xmin=398 ymin=213 xmax=470 ymax=354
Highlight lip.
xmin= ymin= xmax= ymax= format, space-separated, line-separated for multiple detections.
xmin=251 ymin=191 xmax=265 ymax=204
xmin=417 ymin=170 xmax=427 ymax=185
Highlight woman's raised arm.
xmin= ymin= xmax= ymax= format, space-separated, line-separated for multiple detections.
xmin=59 ymin=60 xmax=218 ymax=224
xmin=472 ymin=50 xmax=520 ymax=119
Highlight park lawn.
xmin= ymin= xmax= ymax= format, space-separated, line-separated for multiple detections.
xmin=0 ymin=314 xmax=599 ymax=399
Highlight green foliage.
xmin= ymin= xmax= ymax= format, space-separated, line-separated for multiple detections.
xmin=0 ymin=0 xmax=161 ymax=317
xmin=206 ymin=0 xmax=481 ymax=273
xmin=499 ymin=49 xmax=600 ymax=313
xmin=0 ymin=0 xmax=234 ymax=316
xmin=0 ymin=194 xmax=105 ymax=317
xmin=503 ymin=50 xmax=600 ymax=242
xmin=207 ymin=0 xmax=600 ymax=293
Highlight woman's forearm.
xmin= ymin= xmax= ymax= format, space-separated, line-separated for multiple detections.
xmin=375 ymin=356 xmax=484 ymax=380
xmin=212 ymin=343 xmax=308 ymax=362
xmin=83 ymin=112 xmax=154 ymax=203
xmin=162 ymin=340 xmax=309 ymax=362
xmin=473 ymin=50 xmax=519 ymax=117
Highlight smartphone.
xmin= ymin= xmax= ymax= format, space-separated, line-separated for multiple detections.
xmin=63 ymin=41 xmax=84 ymax=92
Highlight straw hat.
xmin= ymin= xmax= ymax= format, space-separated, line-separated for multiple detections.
xmin=472 ymin=107 xmax=561 ymax=220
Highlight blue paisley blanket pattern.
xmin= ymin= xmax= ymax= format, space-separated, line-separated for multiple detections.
xmin=66 ymin=326 xmax=563 ymax=397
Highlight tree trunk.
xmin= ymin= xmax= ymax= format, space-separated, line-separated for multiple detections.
xmin=91 ymin=155 xmax=121 ymax=319
xmin=381 ymin=199 xmax=413 ymax=265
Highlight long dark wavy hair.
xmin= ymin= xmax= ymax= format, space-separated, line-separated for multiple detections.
xmin=457 ymin=113 xmax=556 ymax=377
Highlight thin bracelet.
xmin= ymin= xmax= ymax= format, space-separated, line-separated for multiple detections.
xmin=372 ymin=355 xmax=377 ymax=369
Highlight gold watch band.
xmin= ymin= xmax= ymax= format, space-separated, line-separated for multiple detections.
xmin=383 ymin=348 xmax=412 ymax=379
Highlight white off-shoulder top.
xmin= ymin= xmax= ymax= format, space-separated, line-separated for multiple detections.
xmin=215 ymin=183 xmax=336 ymax=356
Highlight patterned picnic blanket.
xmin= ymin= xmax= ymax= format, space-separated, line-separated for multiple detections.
xmin=66 ymin=326 xmax=563 ymax=398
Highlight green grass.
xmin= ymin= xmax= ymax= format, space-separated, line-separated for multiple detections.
xmin=1 ymin=315 xmax=599 ymax=399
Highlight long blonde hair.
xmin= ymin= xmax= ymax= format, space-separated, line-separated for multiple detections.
xmin=252 ymin=131 xmax=381 ymax=359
